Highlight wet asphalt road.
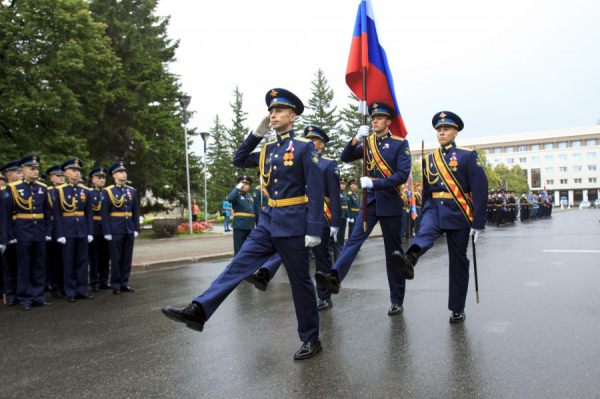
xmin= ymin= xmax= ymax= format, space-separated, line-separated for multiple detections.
xmin=1 ymin=210 xmax=599 ymax=398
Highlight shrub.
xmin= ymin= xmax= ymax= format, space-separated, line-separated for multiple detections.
xmin=152 ymin=218 xmax=185 ymax=238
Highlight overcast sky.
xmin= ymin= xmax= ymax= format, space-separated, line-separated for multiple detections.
xmin=155 ymin=0 xmax=600 ymax=155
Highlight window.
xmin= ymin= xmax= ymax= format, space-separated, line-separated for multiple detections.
xmin=559 ymin=155 xmax=567 ymax=161
xmin=531 ymin=169 xmax=541 ymax=188
xmin=506 ymin=147 xmax=514 ymax=153
xmin=573 ymin=153 xmax=582 ymax=159
xmin=531 ymin=144 xmax=540 ymax=151
xmin=560 ymin=179 xmax=568 ymax=184
xmin=587 ymin=139 xmax=596 ymax=146
xmin=494 ymin=148 xmax=502 ymax=154
xmin=589 ymin=165 xmax=597 ymax=171
xmin=573 ymin=166 xmax=582 ymax=171
xmin=483 ymin=149 xmax=489 ymax=154
xmin=588 ymin=153 xmax=597 ymax=159
xmin=518 ymin=145 xmax=527 ymax=152
xmin=590 ymin=178 xmax=598 ymax=183
xmin=546 ymin=180 xmax=554 ymax=185
xmin=572 ymin=141 xmax=581 ymax=147
xmin=574 ymin=178 xmax=582 ymax=184
xmin=545 ymin=155 xmax=554 ymax=162
xmin=559 ymin=167 xmax=567 ymax=172
xmin=507 ymin=158 xmax=514 ymax=164
xmin=519 ymin=158 xmax=527 ymax=163
xmin=544 ymin=143 xmax=553 ymax=150
xmin=494 ymin=159 xmax=502 ymax=164
xmin=558 ymin=142 xmax=567 ymax=149
xmin=545 ymin=167 xmax=554 ymax=173
xmin=532 ymin=156 xmax=540 ymax=162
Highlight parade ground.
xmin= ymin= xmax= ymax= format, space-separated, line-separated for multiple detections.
xmin=1 ymin=209 xmax=599 ymax=398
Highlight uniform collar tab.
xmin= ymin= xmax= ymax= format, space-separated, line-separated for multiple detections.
xmin=443 ymin=142 xmax=457 ymax=150
xmin=276 ymin=129 xmax=295 ymax=143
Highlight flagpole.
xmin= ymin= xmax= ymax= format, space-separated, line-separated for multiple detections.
xmin=362 ymin=66 xmax=368 ymax=232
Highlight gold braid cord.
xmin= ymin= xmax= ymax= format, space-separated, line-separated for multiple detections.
xmin=58 ymin=186 xmax=77 ymax=212
xmin=92 ymin=190 xmax=102 ymax=212
xmin=105 ymin=187 xmax=125 ymax=208
xmin=10 ymin=184 xmax=32 ymax=210
xmin=259 ymin=144 xmax=274 ymax=188
xmin=425 ymin=154 xmax=440 ymax=185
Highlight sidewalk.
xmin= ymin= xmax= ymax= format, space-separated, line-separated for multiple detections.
xmin=132 ymin=222 xmax=384 ymax=271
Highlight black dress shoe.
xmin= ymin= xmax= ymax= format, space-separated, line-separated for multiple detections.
xmin=388 ymin=303 xmax=403 ymax=316
xmin=92 ymin=286 xmax=99 ymax=292
xmin=450 ymin=311 xmax=466 ymax=323
xmin=314 ymin=271 xmax=340 ymax=294
xmin=113 ymin=289 xmax=121 ymax=295
xmin=120 ymin=286 xmax=135 ymax=293
xmin=22 ymin=304 xmax=32 ymax=311
xmin=67 ymin=296 xmax=76 ymax=303
xmin=317 ymin=297 xmax=333 ymax=311
xmin=76 ymin=294 xmax=94 ymax=299
xmin=391 ymin=251 xmax=415 ymax=280
xmin=51 ymin=291 xmax=63 ymax=299
xmin=32 ymin=301 xmax=53 ymax=307
xmin=245 ymin=270 xmax=269 ymax=291
xmin=6 ymin=299 xmax=17 ymax=306
xmin=294 ymin=340 xmax=322 ymax=360
xmin=99 ymin=283 xmax=112 ymax=289
xmin=162 ymin=302 xmax=206 ymax=332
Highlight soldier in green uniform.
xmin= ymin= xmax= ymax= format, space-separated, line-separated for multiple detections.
xmin=335 ymin=177 xmax=349 ymax=252
xmin=228 ymin=175 xmax=256 ymax=255
xmin=252 ymin=172 xmax=269 ymax=224
xmin=346 ymin=178 xmax=360 ymax=239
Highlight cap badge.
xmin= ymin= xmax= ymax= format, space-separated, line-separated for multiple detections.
xmin=439 ymin=112 xmax=446 ymax=118
xmin=74 ymin=160 xmax=79 ymax=166
xmin=270 ymin=90 xmax=278 ymax=97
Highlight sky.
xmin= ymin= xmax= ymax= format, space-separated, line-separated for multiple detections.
xmin=155 ymin=0 xmax=600 ymax=156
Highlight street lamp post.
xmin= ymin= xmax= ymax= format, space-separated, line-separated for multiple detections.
xmin=505 ymin=171 xmax=509 ymax=191
xmin=179 ymin=95 xmax=193 ymax=234
xmin=200 ymin=132 xmax=210 ymax=224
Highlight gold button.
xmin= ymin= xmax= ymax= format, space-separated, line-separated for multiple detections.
xmin=277 ymin=144 xmax=280 ymax=147
xmin=274 ymin=166 xmax=277 ymax=170
xmin=33 ymin=207 xmax=36 ymax=209
xmin=441 ymin=201 xmax=444 ymax=205
xmin=274 ymin=179 xmax=278 ymax=183
xmin=76 ymin=218 xmax=79 ymax=221
xmin=34 ymin=221 xmax=37 ymax=224
xmin=275 ymin=154 xmax=278 ymax=158
xmin=275 ymin=191 xmax=278 ymax=195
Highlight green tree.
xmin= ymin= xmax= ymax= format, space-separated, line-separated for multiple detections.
xmin=302 ymin=69 xmax=343 ymax=160
xmin=0 ymin=0 xmax=118 ymax=166
xmin=206 ymin=115 xmax=237 ymax=213
xmin=493 ymin=163 xmax=529 ymax=194
xmin=227 ymin=86 xmax=251 ymax=176
xmin=338 ymin=93 xmax=363 ymax=180
xmin=87 ymin=0 xmax=201 ymax=209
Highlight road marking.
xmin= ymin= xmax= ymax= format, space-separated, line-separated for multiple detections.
xmin=524 ymin=281 xmax=546 ymax=287
xmin=543 ymin=250 xmax=600 ymax=253
xmin=483 ymin=321 xmax=513 ymax=334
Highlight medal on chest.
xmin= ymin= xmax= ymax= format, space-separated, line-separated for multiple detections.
xmin=449 ymin=152 xmax=458 ymax=172
xmin=284 ymin=142 xmax=294 ymax=166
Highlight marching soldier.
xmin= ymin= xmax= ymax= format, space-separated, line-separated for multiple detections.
xmin=101 ymin=161 xmax=139 ymax=295
xmin=245 ymin=125 xmax=343 ymax=311
xmin=487 ymin=192 xmax=493 ymax=223
xmin=519 ymin=193 xmax=530 ymax=222
xmin=347 ymin=178 xmax=360 ymax=239
xmin=1 ymin=160 xmax=23 ymax=306
xmin=496 ymin=189 xmax=506 ymax=226
xmin=252 ymin=172 xmax=269 ymax=224
xmin=1 ymin=155 xmax=53 ymax=310
xmin=392 ymin=111 xmax=488 ymax=323
xmin=228 ymin=175 xmax=256 ymax=255
xmin=415 ymin=183 xmax=423 ymax=234
xmin=401 ymin=186 xmax=409 ymax=243
xmin=162 ymin=88 xmax=325 ymax=360
xmin=315 ymin=102 xmax=412 ymax=316
xmin=53 ymin=158 xmax=94 ymax=302
xmin=45 ymin=164 xmax=66 ymax=298
xmin=335 ymin=177 xmax=349 ymax=252
xmin=88 ymin=166 xmax=111 ymax=291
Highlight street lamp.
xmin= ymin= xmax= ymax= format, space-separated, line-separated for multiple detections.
xmin=505 ymin=171 xmax=509 ymax=191
xmin=179 ymin=95 xmax=193 ymax=234
xmin=200 ymin=132 xmax=210 ymax=224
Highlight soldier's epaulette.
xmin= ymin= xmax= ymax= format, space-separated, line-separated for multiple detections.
xmin=125 ymin=185 xmax=134 ymax=190
xmin=48 ymin=186 xmax=55 ymax=191
xmin=56 ymin=183 xmax=68 ymax=189
xmin=293 ymin=137 xmax=310 ymax=143
xmin=35 ymin=181 xmax=47 ymax=188
xmin=390 ymin=135 xmax=405 ymax=141
xmin=347 ymin=191 xmax=352 ymax=195
xmin=8 ymin=180 xmax=21 ymax=187
xmin=321 ymin=156 xmax=335 ymax=161
xmin=456 ymin=146 xmax=474 ymax=151
xmin=104 ymin=185 xmax=114 ymax=191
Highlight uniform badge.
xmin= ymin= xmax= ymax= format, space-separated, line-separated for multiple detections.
xmin=38 ymin=187 xmax=43 ymax=194
xmin=284 ymin=142 xmax=295 ymax=166
xmin=476 ymin=157 xmax=483 ymax=168
xmin=311 ymin=151 xmax=319 ymax=165
xmin=405 ymin=147 xmax=410 ymax=156
xmin=334 ymin=166 xmax=340 ymax=175
xmin=449 ymin=152 xmax=458 ymax=171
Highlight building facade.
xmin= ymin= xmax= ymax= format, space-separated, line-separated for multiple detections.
xmin=412 ymin=125 xmax=600 ymax=206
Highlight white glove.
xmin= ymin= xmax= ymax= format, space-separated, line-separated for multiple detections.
xmin=57 ymin=237 xmax=66 ymax=245
xmin=88 ymin=235 xmax=93 ymax=243
xmin=8 ymin=239 xmax=17 ymax=245
xmin=470 ymin=228 xmax=483 ymax=243
xmin=236 ymin=183 xmax=243 ymax=190
xmin=355 ymin=125 xmax=370 ymax=141
xmin=46 ymin=236 xmax=51 ymax=242
xmin=104 ymin=235 xmax=112 ymax=241
xmin=0 ymin=244 xmax=5 ymax=253
xmin=134 ymin=231 xmax=138 ymax=238
xmin=305 ymin=235 xmax=321 ymax=247
xmin=346 ymin=218 xmax=351 ymax=223
xmin=360 ymin=176 xmax=373 ymax=189
xmin=349 ymin=218 xmax=354 ymax=223
xmin=252 ymin=115 xmax=271 ymax=138
xmin=330 ymin=226 xmax=339 ymax=242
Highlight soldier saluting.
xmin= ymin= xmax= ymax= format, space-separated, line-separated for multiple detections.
xmin=392 ymin=111 xmax=488 ymax=323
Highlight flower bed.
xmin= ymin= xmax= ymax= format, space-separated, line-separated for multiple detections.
xmin=177 ymin=221 xmax=213 ymax=234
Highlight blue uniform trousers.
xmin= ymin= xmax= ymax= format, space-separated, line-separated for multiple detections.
xmin=261 ymin=228 xmax=333 ymax=301
xmin=62 ymin=238 xmax=89 ymax=297
xmin=47 ymin=241 xmax=64 ymax=295
xmin=3 ymin=244 xmax=18 ymax=301
xmin=89 ymin=235 xmax=110 ymax=287
xmin=407 ymin=208 xmax=471 ymax=312
xmin=332 ymin=205 xmax=406 ymax=304
xmin=16 ymin=241 xmax=47 ymax=305
xmin=109 ymin=233 xmax=134 ymax=288
xmin=193 ymin=224 xmax=319 ymax=342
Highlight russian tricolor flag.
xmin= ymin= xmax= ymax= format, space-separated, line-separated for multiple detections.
xmin=408 ymin=172 xmax=417 ymax=220
xmin=346 ymin=0 xmax=408 ymax=138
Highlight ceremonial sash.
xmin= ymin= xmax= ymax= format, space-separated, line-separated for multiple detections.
xmin=324 ymin=197 xmax=332 ymax=227
xmin=367 ymin=135 xmax=402 ymax=196
xmin=433 ymin=148 xmax=474 ymax=226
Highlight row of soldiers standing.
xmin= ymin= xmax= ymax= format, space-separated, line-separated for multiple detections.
xmin=0 ymin=156 xmax=139 ymax=311
xmin=487 ymin=189 xmax=553 ymax=226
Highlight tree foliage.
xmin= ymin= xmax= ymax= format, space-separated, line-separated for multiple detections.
xmin=206 ymin=115 xmax=236 ymax=212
